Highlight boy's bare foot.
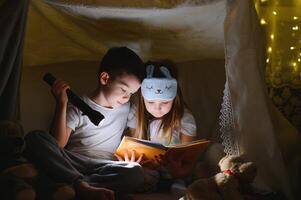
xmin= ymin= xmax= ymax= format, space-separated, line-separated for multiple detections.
xmin=76 ymin=181 xmax=115 ymax=200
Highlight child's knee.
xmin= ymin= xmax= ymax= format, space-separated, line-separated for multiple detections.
xmin=25 ymin=130 xmax=46 ymax=143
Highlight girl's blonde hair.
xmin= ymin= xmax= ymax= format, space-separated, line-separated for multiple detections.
xmin=133 ymin=60 xmax=185 ymax=144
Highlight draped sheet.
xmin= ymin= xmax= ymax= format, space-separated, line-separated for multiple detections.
xmin=221 ymin=0 xmax=299 ymax=198
xmin=22 ymin=0 xmax=300 ymax=198
xmin=0 ymin=0 xmax=29 ymax=120
xmin=24 ymin=0 xmax=225 ymax=66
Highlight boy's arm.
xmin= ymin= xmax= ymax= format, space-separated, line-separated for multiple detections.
xmin=51 ymin=101 xmax=73 ymax=148
xmin=50 ymin=80 xmax=72 ymax=148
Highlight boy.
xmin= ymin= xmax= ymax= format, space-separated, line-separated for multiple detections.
xmin=24 ymin=47 xmax=145 ymax=200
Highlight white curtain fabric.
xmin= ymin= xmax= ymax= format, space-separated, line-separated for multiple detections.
xmin=23 ymin=0 xmax=300 ymax=199
xmin=222 ymin=0 xmax=299 ymax=199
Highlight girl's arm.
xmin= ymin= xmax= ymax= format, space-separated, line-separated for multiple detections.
xmin=180 ymin=133 xmax=195 ymax=143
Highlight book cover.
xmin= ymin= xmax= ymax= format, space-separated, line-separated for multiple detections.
xmin=115 ymin=136 xmax=210 ymax=161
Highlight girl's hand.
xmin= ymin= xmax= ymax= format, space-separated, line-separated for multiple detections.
xmin=115 ymin=150 xmax=144 ymax=163
xmin=161 ymin=150 xmax=194 ymax=178
xmin=51 ymin=79 xmax=70 ymax=105
xmin=140 ymin=154 xmax=164 ymax=170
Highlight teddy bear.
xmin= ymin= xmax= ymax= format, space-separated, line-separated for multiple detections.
xmin=182 ymin=154 xmax=257 ymax=200
xmin=0 ymin=120 xmax=75 ymax=200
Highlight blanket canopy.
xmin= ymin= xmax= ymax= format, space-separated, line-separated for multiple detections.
xmin=24 ymin=0 xmax=226 ymax=67
xmin=6 ymin=0 xmax=298 ymax=199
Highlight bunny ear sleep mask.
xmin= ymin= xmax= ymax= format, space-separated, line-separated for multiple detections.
xmin=141 ymin=65 xmax=177 ymax=101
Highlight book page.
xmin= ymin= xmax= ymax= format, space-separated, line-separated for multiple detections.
xmin=115 ymin=136 xmax=167 ymax=160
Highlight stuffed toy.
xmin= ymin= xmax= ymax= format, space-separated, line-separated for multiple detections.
xmin=183 ymin=154 xmax=257 ymax=200
xmin=0 ymin=120 xmax=75 ymax=200
xmin=0 ymin=120 xmax=37 ymax=200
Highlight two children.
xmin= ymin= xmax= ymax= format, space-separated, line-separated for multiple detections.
xmin=25 ymin=47 xmax=197 ymax=199
xmin=24 ymin=47 xmax=146 ymax=200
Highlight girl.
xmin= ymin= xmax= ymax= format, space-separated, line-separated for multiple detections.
xmin=128 ymin=60 xmax=196 ymax=145
xmin=124 ymin=60 xmax=198 ymax=190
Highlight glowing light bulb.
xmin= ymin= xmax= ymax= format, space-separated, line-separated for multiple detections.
xmin=268 ymin=47 xmax=272 ymax=53
xmin=298 ymin=58 xmax=301 ymax=62
xmin=260 ymin=19 xmax=267 ymax=25
xmin=293 ymin=16 xmax=298 ymax=20
xmin=292 ymin=26 xmax=299 ymax=31
xmin=290 ymin=46 xmax=296 ymax=50
xmin=260 ymin=0 xmax=268 ymax=3
xmin=266 ymin=58 xmax=270 ymax=63
xmin=273 ymin=11 xmax=277 ymax=15
xmin=292 ymin=62 xmax=298 ymax=71
xmin=270 ymin=34 xmax=274 ymax=40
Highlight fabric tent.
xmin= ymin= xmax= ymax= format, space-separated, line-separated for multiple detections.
xmin=17 ymin=0 xmax=301 ymax=199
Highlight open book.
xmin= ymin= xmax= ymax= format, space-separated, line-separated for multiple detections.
xmin=115 ymin=136 xmax=210 ymax=161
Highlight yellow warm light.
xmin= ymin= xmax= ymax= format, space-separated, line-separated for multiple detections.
xmin=266 ymin=58 xmax=270 ymax=63
xmin=292 ymin=26 xmax=299 ymax=31
xmin=256 ymin=0 xmax=301 ymax=87
xmin=260 ymin=19 xmax=267 ymax=25
xmin=292 ymin=62 xmax=298 ymax=71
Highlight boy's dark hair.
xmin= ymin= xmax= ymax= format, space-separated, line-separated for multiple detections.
xmin=99 ymin=47 xmax=145 ymax=82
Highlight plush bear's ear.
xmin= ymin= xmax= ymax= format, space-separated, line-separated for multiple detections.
xmin=218 ymin=154 xmax=231 ymax=168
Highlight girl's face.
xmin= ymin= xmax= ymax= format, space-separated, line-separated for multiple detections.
xmin=144 ymin=99 xmax=173 ymax=118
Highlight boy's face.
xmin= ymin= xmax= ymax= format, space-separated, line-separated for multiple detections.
xmin=101 ymin=73 xmax=141 ymax=108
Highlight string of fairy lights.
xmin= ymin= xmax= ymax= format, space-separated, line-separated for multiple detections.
xmin=255 ymin=0 xmax=301 ymax=88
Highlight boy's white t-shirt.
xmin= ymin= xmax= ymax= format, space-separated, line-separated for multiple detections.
xmin=65 ymin=96 xmax=130 ymax=160
xmin=127 ymin=105 xmax=197 ymax=145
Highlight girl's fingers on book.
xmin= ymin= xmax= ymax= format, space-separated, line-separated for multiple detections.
xmin=115 ymin=154 xmax=124 ymax=161
xmin=153 ymin=156 xmax=163 ymax=166
xmin=124 ymin=150 xmax=129 ymax=162
xmin=136 ymin=153 xmax=144 ymax=163
xmin=130 ymin=150 xmax=136 ymax=162
xmin=141 ymin=159 xmax=160 ymax=170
